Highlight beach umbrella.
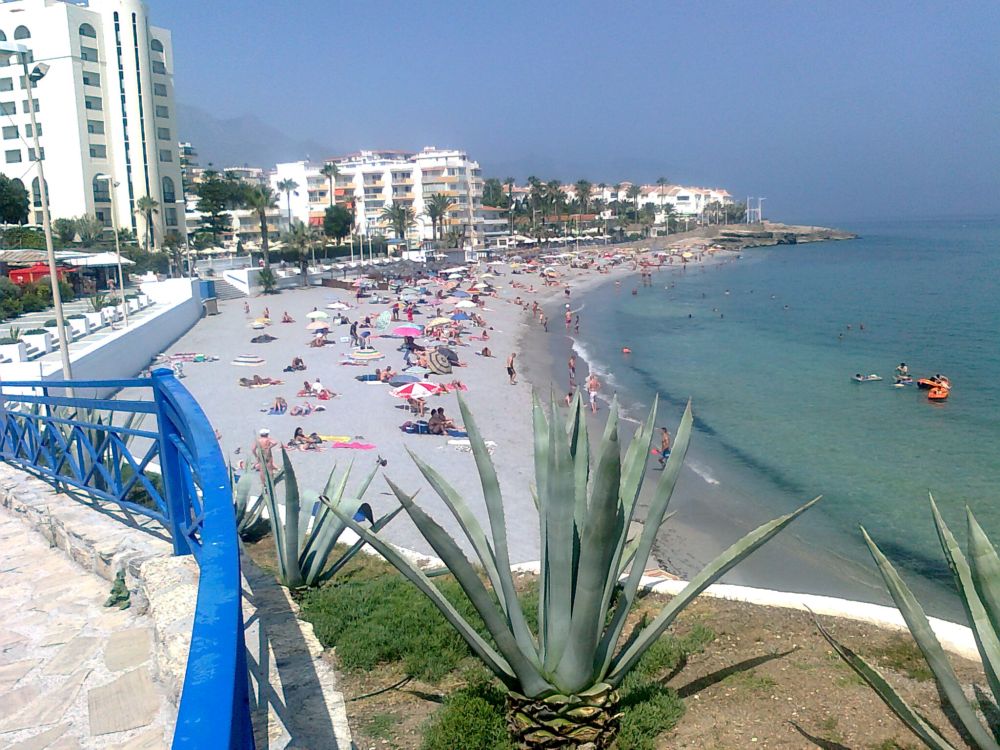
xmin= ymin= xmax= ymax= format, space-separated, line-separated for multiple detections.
xmin=426 ymin=350 xmax=453 ymax=375
xmin=426 ymin=317 xmax=452 ymax=328
xmin=306 ymin=310 xmax=329 ymax=319
xmin=327 ymin=302 xmax=350 ymax=310
xmin=388 ymin=374 xmax=419 ymax=387
xmin=452 ymin=289 xmax=471 ymax=298
xmin=453 ymin=300 xmax=476 ymax=309
xmin=392 ymin=381 xmax=443 ymax=399
xmin=436 ymin=346 xmax=459 ymax=364
xmin=392 ymin=325 xmax=423 ymax=337
xmin=306 ymin=321 xmax=330 ymax=331
xmin=375 ymin=310 xmax=392 ymax=330
xmin=451 ymin=312 xmax=471 ymax=321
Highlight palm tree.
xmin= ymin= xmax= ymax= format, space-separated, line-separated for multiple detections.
xmin=613 ymin=183 xmax=623 ymax=218
xmin=244 ymin=185 xmax=279 ymax=270
xmin=320 ymin=163 xmax=338 ymax=207
xmin=281 ymin=221 xmax=312 ymax=286
xmin=574 ymin=179 xmax=592 ymax=214
xmin=276 ymin=178 xmax=298 ymax=230
xmin=545 ymin=180 xmax=562 ymax=221
xmin=505 ymin=177 xmax=516 ymax=235
xmin=380 ymin=203 xmax=415 ymax=241
xmin=424 ymin=193 xmax=455 ymax=242
xmin=656 ymin=177 xmax=669 ymax=233
xmin=135 ymin=196 xmax=159 ymax=251
xmin=626 ymin=184 xmax=642 ymax=220
xmin=527 ymin=176 xmax=544 ymax=229
xmin=483 ymin=178 xmax=503 ymax=207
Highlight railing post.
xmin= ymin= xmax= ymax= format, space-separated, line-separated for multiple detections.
xmin=152 ymin=368 xmax=192 ymax=556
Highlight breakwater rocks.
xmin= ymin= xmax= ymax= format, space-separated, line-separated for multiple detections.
xmin=707 ymin=222 xmax=857 ymax=250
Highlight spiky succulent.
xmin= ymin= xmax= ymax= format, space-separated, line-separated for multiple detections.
xmin=259 ymin=447 xmax=400 ymax=588
xmin=817 ymin=496 xmax=1000 ymax=750
xmin=336 ymin=393 xmax=818 ymax=705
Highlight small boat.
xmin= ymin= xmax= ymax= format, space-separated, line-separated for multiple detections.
xmin=893 ymin=377 xmax=914 ymax=388
xmin=928 ymin=386 xmax=949 ymax=401
xmin=918 ymin=375 xmax=951 ymax=390
xmin=852 ymin=373 xmax=883 ymax=382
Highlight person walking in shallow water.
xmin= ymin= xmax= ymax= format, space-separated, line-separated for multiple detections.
xmin=586 ymin=373 xmax=600 ymax=413
xmin=506 ymin=352 xmax=517 ymax=384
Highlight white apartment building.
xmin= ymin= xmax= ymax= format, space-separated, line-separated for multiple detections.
xmin=271 ymin=147 xmax=485 ymax=246
xmin=0 ymin=0 xmax=185 ymax=246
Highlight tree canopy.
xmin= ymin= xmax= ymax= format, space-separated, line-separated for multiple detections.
xmin=0 ymin=175 xmax=28 ymax=225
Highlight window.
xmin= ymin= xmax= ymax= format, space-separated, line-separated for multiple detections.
xmin=158 ymin=149 xmax=172 ymax=162
xmin=0 ymin=102 xmax=14 ymax=115
xmin=27 ymin=147 xmax=44 ymax=161
xmin=93 ymin=177 xmax=110 ymax=203
xmin=25 ymin=123 xmax=39 ymax=137
xmin=87 ymin=120 xmax=104 ymax=134
xmin=80 ymin=46 xmax=98 ymax=62
xmin=153 ymin=83 xmax=166 ymax=96
xmin=151 ymin=39 xmax=164 ymax=52
xmin=84 ymin=96 xmax=102 ymax=111
xmin=162 ymin=176 xmax=175 ymax=202
xmin=154 ymin=105 xmax=168 ymax=118
xmin=21 ymin=99 xmax=38 ymax=113
xmin=0 ymin=78 xmax=10 ymax=92
xmin=82 ymin=71 xmax=101 ymax=86
xmin=18 ymin=75 xmax=36 ymax=89
xmin=164 ymin=206 xmax=177 ymax=226
xmin=13 ymin=26 xmax=30 ymax=40
xmin=89 ymin=144 xmax=107 ymax=158
xmin=151 ymin=60 xmax=166 ymax=74
xmin=2 ymin=126 xmax=16 ymax=139
xmin=5 ymin=149 xmax=21 ymax=164
xmin=79 ymin=23 xmax=97 ymax=38
xmin=0 ymin=31 xmax=6 ymax=42
xmin=156 ymin=127 xmax=170 ymax=140
xmin=96 ymin=209 xmax=109 ymax=226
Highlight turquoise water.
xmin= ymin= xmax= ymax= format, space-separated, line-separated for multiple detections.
xmin=573 ymin=218 xmax=1000 ymax=612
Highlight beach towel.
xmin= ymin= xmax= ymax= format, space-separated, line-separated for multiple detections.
xmin=316 ymin=435 xmax=353 ymax=443
xmin=441 ymin=382 xmax=468 ymax=392
xmin=330 ymin=441 xmax=376 ymax=450
xmin=232 ymin=354 xmax=265 ymax=367
xmin=355 ymin=374 xmax=379 ymax=382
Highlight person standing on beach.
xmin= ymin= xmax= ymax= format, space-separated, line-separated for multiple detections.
xmin=506 ymin=353 xmax=517 ymax=385
xmin=586 ymin=373 xmax=600 ymax=413
xmin=657 ymin=427 xmax=671 ymax=468
xmin=568 ymin=354 xmax=576 ymax=386
xmin=255 ymin=428 xmax=279 ymax=479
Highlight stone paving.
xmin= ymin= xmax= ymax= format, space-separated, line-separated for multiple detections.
xmin=0 ymin=512 xmax=173 ymax=749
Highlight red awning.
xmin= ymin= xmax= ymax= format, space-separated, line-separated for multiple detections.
xmin=8 ymin=263 xmax=75 ymax=285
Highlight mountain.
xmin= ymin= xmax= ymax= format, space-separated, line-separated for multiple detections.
xmin=176 ymin=103 xmax=335 ymax=169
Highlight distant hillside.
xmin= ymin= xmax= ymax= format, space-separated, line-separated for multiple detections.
xmin=176 ymin=103 xmax=335 ymax=170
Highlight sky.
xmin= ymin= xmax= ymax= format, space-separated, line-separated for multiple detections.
xmin=161 ymin=0 xmax=1000 ymax=224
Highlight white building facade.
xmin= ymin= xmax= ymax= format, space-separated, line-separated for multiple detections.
xmin=0 ymin=0 xmax=185 ymax=246
xmin=271 ymin=147 xmax=485 ymax=246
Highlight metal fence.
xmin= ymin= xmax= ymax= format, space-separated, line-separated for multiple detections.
xmin=0 ymin=369 xmax=254 ymax=749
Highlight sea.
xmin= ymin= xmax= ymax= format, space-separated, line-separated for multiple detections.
xmin=569 ymin=217 xmax=999 ymax=619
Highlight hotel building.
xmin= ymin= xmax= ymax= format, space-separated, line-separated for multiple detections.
xmin=0 ymin=0 xmax=185 ymax=246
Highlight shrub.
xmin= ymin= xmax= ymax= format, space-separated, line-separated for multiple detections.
xmin=0 ymin=336 xmax=20 ymax=345
xmin=422 ymin=680 xmax=512 ymax=750
xmin=23 ymin=328 xmax=47 ymax=335
xmin=66 ymin=314 xmax=86 ymax=320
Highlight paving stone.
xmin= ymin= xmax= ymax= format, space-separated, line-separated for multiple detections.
xmin=104 ymin=627 xmax=152 ymax=672
xmin=5 ymin=723 xmax=68 ymax=750
xmin=36 ymin=628 xmax=81 ymax=648
xmin=0 ymin=658 xmax=39 ymax=690
xmin=42 ymin=636 xmax=100 ymax=675
xmin=118 ymin=726 xmax=169 ymax=749
xmin=2 ymin=681 xmax=42 ymax=718
xmin=87 ymin=668 xmax=159 ymax=736
xmin=0 ymin=670 xmax=88 ymax=733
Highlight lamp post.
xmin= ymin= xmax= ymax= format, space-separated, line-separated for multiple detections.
xmin=93 ymin=174 xmax=128 ymax=328
xmin=4 ymin=47 xmax=72 ymax=380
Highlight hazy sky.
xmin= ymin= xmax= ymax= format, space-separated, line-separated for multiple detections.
xmin=162 ymin=0 xmax=999 ymax=223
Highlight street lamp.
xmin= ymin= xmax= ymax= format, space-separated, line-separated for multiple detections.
xmin=1 ymin=46 xmax=72 ymax=380
xmin=93 ymin=174 xmax=129 ymax=328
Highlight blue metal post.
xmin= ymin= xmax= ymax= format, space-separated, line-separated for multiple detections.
xmin=151 ymin=368 xmax=192 ymax=556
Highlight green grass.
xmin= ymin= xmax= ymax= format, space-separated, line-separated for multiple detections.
xmin=421 ymin=675 xmax=512 ymax=750
xmin=365 ymin=712 xmax=399 ymax=741
xmin=721 ymin=668 xmax=777 ymax=693
xmin=874 ymin=636 xmax=934 ymax=682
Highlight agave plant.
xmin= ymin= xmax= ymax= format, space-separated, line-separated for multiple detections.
xmin=335 ymin=394 xmax=818 ymax=748
xmin=259 ymin=447 xmax=401 ymax=589
xmin=817 ymin=496 xmax=1000 ymax=750
xmin=230 ymin=458 xmax=274 ymax=540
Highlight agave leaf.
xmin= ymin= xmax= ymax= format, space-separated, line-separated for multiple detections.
xmin=813 ymin=614 xmax=957 ymax=750
xmin=595 ymin=401 xmax=694 ymax=676
xmin=328 ymin=503 xmax=519 ymax=688
xmin=931 ymin=497 xmax=1000 ymax=703
xmin=455 ymin=394 xmax=537 ymax=662
xmin=384 ymin=477 xmax=546 ymax=685
xmin=258 ymin=447 xmax=290 ymax=586
xmin=532 ymin=392 xmax=551 ymax=663
xmin=541 ymin=389 xmax=578 ymax=673
xmin=556 ymin=407 xmax=624 ymax=692
xmin=969 ymin=510 xmax=1000 ymax=644
xmin=278 ymin=448 xmax=306 ymax=589
xmin=569 ymin=392 xmax=591 ymax=536
xmin=607 ymin=495 xmax=820 ymax=686
xmin=861 ymin=527 xmax=1000 ymax=750
xmin=407 ymin=447 xmax=507 ymax=608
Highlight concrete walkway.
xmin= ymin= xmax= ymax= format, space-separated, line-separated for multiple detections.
xmin=0 ymin=512 xmax=173 ymax=749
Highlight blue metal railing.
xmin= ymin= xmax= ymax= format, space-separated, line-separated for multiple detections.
xmin=0 ymin=370 xmax=254 ymax=749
